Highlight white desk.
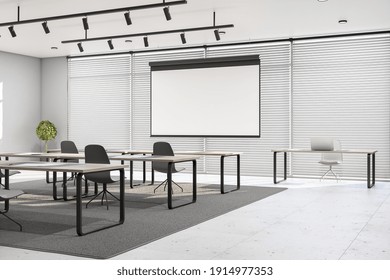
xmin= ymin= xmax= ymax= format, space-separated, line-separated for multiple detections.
xmin=111 ymin=154 xmax=199 ymax=209
xmin=272 ymin=148 xmax=378 ymax=188
xmin=111 ymin=150 xmax=241 ymax=194
xmin=0 ymin=161 xmax=125 ymax=236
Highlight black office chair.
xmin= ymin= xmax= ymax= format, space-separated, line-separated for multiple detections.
xmin=84 ymin=144 xmax=119 ymax=210
xmin=0 ymin=189 xmax=24 ymax=231
xmin=61 ymin=140 xmax=79 ymax=183
xmin=153 ymin=142 xmax=184 ymax=193
xmin=0 ymin=170 xmax=20 ymax=188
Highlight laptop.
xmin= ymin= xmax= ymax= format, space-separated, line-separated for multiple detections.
xmin=310 ymin=137 xmax=334 ymax=151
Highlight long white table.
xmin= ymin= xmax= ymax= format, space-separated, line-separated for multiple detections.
xmin=110 ymin=150 xmax=241 ymax=194
xmin=111 ymin=154 xmax=199 ymax=209
xmin=0 ymin=161 xmax=125 ymax=236
xmin=272 ymin=148 xmax=378 ymax=188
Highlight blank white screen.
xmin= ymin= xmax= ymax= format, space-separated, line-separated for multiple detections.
xmin=151 ymin=64 xmax=260 ymax=137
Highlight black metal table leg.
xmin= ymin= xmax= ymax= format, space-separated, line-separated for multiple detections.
xmin=76 ymin=168 xmax=125 ymax=236
xmin=367 ymin=153 xmax=375 ymax=189
xmin=167 ymin=160 xmax=197 ymax=209
xmin=274 ymin=151 xmax=287 ymax=184
xmin=4 ymin=169 xmax=9 ymax=212
xmin=220 ymin=154 xmax=241 ymax=194
xmin=129 ymin=161 xmax=133 ymax=189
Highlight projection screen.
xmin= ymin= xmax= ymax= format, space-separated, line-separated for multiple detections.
xmin=150 ymin=55 xmax=260 ymax=137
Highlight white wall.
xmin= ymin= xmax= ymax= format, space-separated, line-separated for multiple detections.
xmin=41 ymin=57 xmax=68 ymax=149
xmin=0 ymin=51 xmax=41 ymax=152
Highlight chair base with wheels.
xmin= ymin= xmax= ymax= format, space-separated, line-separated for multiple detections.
xmin=0 ymin=189 xmax=24 ymax=231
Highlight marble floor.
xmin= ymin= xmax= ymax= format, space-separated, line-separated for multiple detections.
xmin=1 ymin=171 xmax=389 ymax=260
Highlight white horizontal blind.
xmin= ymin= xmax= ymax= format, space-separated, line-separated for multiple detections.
xmin=131 ymin=49 xmax=206 ymax=172
xmin=205 ymin=43 xmax=291 ymax=176
xmin=292 ymin=35 xmax=390 ymax=179
xmin=68 ymin=55 xmax=131 ymax=149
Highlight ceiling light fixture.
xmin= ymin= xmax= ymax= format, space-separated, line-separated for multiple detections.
xmin=42 ymin=21 xmax=50 ymax=34
xmin=214 ymin=29 xmax=221 ymax=41
xmin=124 ymin=11 xmax=132 ymax=25
xmin=8 ymin=25 xmax=16 ymax=37
xmin=77 ymin=42 xmax=84 ymax=52
xmin=143 ymin=36 xmax=149 ymax=47
xmin=82 ymin=17 xmax=89 ymax=30
xmin=180 ymin=32 xmax=186 ymax=44
xmin=108 ymin=39 xmax=114 ymax=50
xmin=338 ymin=19 xmax=348 ymax=24
xmin=163 ymin=6 xmax=171 ymax=21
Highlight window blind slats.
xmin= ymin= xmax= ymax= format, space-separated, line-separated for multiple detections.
xmin=68 ymin=55 xmax=131 ymax=150
xmin=292 ymin=35 xmax=390 ymax=179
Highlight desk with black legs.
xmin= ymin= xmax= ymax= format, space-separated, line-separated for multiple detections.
xmin=0 ymin=152 xmax=88 ymax=201
xmin=0 ymin=161 xmax=125 ymax=236
xmin=111 ymin=154 xmax=199 ymax=209
xmin=272 ymin=148 xmax=378 ymax=188
xmin=110 ymin=150 xmax=241 ymax=194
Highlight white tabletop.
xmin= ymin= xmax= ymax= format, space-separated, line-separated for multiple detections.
xmin=271 ymin=148 xmax=377 ymax=154
xmin=0 ymin=161 xmax=124 ymax=173
xmin=111 ymin=154 xmax=200 ymax=163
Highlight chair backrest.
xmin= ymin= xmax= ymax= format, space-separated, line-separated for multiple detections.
xmin=321 ymin=140 xmax=343 ymax=162
xmin=61 ymin=140 xmax=79 ymax=154
xmin=84 ymin=144 xmax=111 ymax=182
xmin=153 ymin=142 xmax=174 ymax=173
xmin=85 ymin=144 xmax=110 ymax=164
xmin=311 ymin=137 xmax=334 ymax=151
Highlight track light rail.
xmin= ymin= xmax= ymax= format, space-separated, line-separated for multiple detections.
xmin=62 ymin=24 xmax=234 ymax=44
xmin=0 ymin=0 xmax=187 ymax=27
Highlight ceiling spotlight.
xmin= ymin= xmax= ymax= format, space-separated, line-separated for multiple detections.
xmin=8 ymin=25 xmax=16 ymax=37
xmin=42 ymin=21 xmax=50 ymax=34
xmin=180 ymin=33 xmax=186 ymax=44
xmin=82 ymin=17 xmax=89 ymax=30
xmin=214 ymin=29 xmax=221 ymax=41
xmin=77 ymin=42 xmax=84 ymax=52
xmin=125 ymin=39 xmax=132 ymax=43
xmin=163 ymin=6 xmax=171 ymax=21
xmin=124 ymin=11 xmax=132 ymax=25
xmin=143 ymin=36 xmax=149 ymax=47
xmin=338 ymin=19 xmax=348 ymax=24
xmin=108 ymin=39 xmax=114 ymax=50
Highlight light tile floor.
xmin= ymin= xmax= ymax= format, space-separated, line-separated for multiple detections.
xmin=1 ymin=171 xmax=389 ymax=260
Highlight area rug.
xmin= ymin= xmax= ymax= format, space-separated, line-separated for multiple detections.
xmin=0 ymin=179 xmax=286 ymax=259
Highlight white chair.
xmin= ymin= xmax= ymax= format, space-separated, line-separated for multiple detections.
xmin=319 ymin=140 xmax=343 ymax=181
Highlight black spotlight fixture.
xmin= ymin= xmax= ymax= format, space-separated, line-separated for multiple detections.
xmin=42 ymin=21 xmax=50 ymax=34
xmin=82 ymin=17 xmax=89 ymax=30
xmin=124 ymin=11 xmax=132 ymax=25
xmin=8 ymin=25 xmax=16 ymax=37
xmin=143 ymin=36 xmax=149 ymax=47
xmin=180 ymin=33 xmax=186 ymax=44
xmin=77 ymin=42 xmax=84 ymax=52
xmin=163 ymin=6 xmax=171 ymax=21
xmin=108 ymin=39 xmax=114 ymax=50
xmin=214 ymin=29 xmax=221 ymax=41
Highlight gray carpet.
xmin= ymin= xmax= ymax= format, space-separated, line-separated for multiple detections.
xmin=0 ymin=179 xmax=286 ymax=259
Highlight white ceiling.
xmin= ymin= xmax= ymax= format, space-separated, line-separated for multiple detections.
xmin=0 ymin=0 xmax=389 ymax=58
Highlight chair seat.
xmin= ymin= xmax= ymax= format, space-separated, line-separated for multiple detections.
xmin=319 ymin=160 xmax=341 ymax=165
xmin=0 ymin=170 xmax=20 ymax=178
xmin=0 ymin=189 xmax=24 ymax=201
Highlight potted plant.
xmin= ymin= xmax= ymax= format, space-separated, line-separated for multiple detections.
xmin=36 ymin=120 xmax=57 ymax=152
